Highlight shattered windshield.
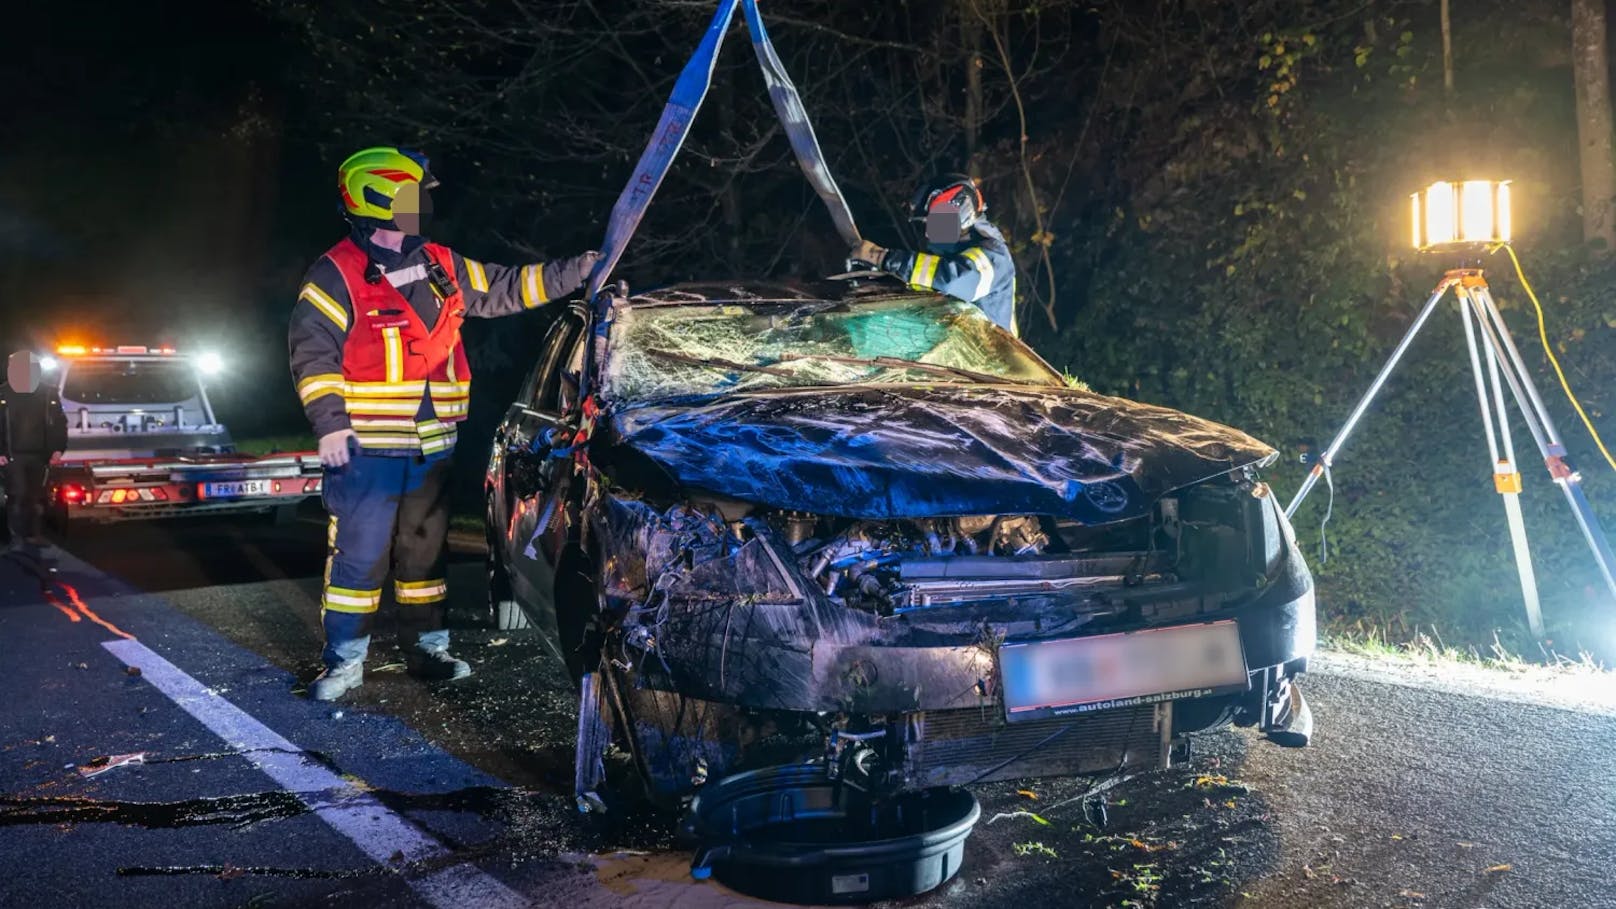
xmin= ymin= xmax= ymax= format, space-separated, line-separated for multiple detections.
xmin=604 ymin=295 xmax=1061 ymax=403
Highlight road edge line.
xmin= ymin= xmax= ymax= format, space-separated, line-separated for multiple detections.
xmin=101 ymin=637 xmax=528 ymax=909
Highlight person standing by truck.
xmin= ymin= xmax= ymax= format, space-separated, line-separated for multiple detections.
xmin=289 ymin=146 xmax=598 ymax=702
xmin=0 ymin=351 xmax=68 ymax=555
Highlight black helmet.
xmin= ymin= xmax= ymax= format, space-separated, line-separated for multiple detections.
xmin=910 ymin=173 xmax=985 ymax=244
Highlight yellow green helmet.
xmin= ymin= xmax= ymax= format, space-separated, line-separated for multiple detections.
xmin=336 ymin=146 xmax=439 ymax=224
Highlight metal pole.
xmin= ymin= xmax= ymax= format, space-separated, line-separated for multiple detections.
xmin=1469 ymin=284 xmax=1616 ymax=603
xmin=1286 ymin=276 xmax=1459 ymax=518
xmin=1460 ymin=288 xmax=1544 ymax=637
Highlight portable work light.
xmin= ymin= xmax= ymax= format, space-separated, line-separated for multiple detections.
xmin=1411 ymin=180 xmax=1511 ymax=251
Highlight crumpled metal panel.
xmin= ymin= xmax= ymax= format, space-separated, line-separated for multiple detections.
xmin=605 ymin=385 xmax=1276 ymax=523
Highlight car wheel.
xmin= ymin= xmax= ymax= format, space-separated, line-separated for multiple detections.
xmin=484 ymin=493 xmax=530 ymax=631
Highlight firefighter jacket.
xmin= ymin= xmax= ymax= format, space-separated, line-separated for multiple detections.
xmin=877 ymin=219 xmax=1018 ymax=336
xmin=289 ymin=231 xmax=591 ymax=455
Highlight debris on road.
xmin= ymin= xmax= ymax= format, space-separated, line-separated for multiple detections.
xmin=1484 ymin=863 xmax=1513 ymax=874
xmin=1012 ymin=841 xmax=1059 ymax=858
xmin=78 ymin=752 xmax=147 ymax=778
xmin=986 ymin=810 xmax=1050 ymax=827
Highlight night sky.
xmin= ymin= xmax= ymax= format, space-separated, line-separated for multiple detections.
xmin=1 ymin=1 xmax=325 ymax=430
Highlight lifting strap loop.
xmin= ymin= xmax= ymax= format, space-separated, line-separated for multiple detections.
xmin=582 ymin=0 xmax=861 ymax=310
xmin=584 ymin=0 xmax=741 ymax=308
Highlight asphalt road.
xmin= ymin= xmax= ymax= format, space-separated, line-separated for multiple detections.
xmin=2 ymin=515 xmax=1612 ymax=908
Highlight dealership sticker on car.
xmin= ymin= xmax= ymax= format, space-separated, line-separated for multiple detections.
xmin=200 ymin=480 xmax=270 ymax=499
xmin=999 ymin=620 xmax=1248 ymax=723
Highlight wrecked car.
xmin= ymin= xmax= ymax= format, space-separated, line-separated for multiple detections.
xmin=484 ymin=279 xmax=1314 ymax=806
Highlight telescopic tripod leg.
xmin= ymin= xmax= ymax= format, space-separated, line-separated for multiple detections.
xmin=1467 ymin=281 xmax=1616 ymax=605
xmin=1285 ymin=276 xmax=1461 ymax=519
xmin=1458 ymin=283 xmax=1544 ymax=637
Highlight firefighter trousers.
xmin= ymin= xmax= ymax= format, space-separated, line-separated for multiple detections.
xmin=320 ymin=450 xmax=452 ymax=670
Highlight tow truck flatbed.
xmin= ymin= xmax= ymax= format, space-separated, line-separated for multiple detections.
xmin=51 ymin=451 xmax=323 ymax=522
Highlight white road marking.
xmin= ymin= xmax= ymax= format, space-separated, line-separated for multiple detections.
xmin=103 ymin=637 xmax=528 ymax=909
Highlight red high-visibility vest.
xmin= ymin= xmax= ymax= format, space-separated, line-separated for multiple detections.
xmin=323 ymin=239 xmax=472 ymax=446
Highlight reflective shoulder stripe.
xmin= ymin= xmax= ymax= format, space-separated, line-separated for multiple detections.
xmin=907 ymin=252 xmax=941 ymax=289
xmin=296 ymin=373 xmax=346 ymax=405
xmin=464 ymin=259 xmax=490 ymax=293
xmin=960 ymin=248 xmax=995 ymax=302
xmin=521 ymin=264 xmax=549 ymax=309
xmin=299 ymin=283 xmax=349 ymax=331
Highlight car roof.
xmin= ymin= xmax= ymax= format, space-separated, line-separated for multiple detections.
xmin=626 ymin=277 xmax=921 ymax=308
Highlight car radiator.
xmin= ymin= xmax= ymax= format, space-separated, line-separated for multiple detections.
xmin=900 ymin=702 xmax=1170 ymax=788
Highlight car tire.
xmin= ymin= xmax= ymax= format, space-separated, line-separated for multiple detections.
xmin=485 ymin=493 xmax=530 ymax=631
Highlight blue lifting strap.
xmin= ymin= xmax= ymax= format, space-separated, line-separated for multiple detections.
xmin=584 ymin=0 xmax=741 ymax=307
xmin=740 ymin=0 xmax=862 ymax=249
xmin=583 ymin=0 xmax=861 ymax=307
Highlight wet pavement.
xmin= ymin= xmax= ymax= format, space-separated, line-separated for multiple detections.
xmin=2 ymin=514 xmax=1613 ymax=908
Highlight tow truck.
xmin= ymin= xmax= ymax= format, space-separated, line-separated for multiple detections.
xmin=42 ymin=344 xmax=323 ymax=528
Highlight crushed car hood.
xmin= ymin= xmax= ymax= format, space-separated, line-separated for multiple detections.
xmin=603 ymin=385 xmax=1277 ymax=523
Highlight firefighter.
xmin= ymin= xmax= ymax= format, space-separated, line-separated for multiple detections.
xmin=289 ymin=146 xmax=598 ymax=701
xmin=848 ymin=174 xmax=1018 ymax=336
xmin=0 ymin=351 xmax=68 ymax=555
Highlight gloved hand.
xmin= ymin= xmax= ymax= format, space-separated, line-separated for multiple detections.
xmin=319 ymin=428 xmax=359 ymax=468
xmin=553 ymin=250 xmax=603 ymax=296
xmin=849 ymin=240 xmax=888 ymax=269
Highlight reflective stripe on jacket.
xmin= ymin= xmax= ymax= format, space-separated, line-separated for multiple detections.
xmin=880 ymin=220 xmax=1018 ymax=336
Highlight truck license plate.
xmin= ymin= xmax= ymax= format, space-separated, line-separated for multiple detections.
xmin=999 ymin=620 xmax=1249 ymax=722
xmin=201 ymin=480 xmax=270 ymax=498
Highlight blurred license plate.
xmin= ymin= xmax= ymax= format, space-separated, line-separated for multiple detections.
xmin=202 ymin=480 xmax=270 ymax=498
xmin=999 ymin=621 xmax=1248 ymax=722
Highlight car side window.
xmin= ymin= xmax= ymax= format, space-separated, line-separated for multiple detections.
xmin=519 ymin=318 xmax=571 ymax=411
xmin=532 ymin=314 xmax=584 ymax=414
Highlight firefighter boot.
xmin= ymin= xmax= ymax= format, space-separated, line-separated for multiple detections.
xmin=406 ymin=647 xmax=471 ymax=681
xmin=309 ymin=662 xmax=364 ymax=701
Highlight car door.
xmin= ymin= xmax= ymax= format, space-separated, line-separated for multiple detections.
xmin=503 ymin=307 xmax=587 ymax=625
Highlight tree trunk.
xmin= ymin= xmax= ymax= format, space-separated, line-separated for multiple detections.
xmin=963 ymin=5 xmax=984 ymax=174
xmin=1573 ymin=0 xmax=1616 ymax=253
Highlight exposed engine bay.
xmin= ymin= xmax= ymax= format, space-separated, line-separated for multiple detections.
xmin=582 ymin=469 xmax=1308 ymax=804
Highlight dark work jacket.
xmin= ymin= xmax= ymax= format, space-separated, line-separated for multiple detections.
xmin=0 ymin=385 xmax=68 ymax=457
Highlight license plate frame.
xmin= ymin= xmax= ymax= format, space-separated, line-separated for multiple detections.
xmin=999 ymin=620 xmax=1249 ymax=723
xmin=200 ymin=479 xmax=271 ymax=499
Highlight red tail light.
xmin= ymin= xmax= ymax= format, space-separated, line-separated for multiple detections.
xmin=59 ymin=483 xmax=87 ymax=504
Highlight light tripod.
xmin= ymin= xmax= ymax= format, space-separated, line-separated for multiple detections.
xmin=1284 ymin=263 xmax=1616 ymax=638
